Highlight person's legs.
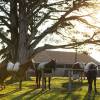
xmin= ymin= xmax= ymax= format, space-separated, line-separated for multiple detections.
xmin=87 ymin=78 xmax=93 ymax=95
xmin=94 ymin=77 xmax=97 ymax=93
xmin=48 ymin=76 xmax=51 ymax=90
xmin=44 ymin=77 xmax=46 ymax=89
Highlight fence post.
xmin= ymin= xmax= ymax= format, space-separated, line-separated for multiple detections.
xmin=68 ymin=68 xmax=72 ymax=92
xmin=42 ymin=70 xmax=45 ymax=91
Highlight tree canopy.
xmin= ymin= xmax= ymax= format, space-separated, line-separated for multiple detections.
xmin=0 ymin=0 xmax=100 ymax=63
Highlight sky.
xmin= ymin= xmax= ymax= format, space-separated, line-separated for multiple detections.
xmin=90 ymin=50 xmax=100 ymax=62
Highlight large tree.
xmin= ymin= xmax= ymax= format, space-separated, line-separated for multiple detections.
xmin=0 ymin=0 xmax=100 ymax=64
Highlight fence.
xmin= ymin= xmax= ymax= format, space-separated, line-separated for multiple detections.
xmin=52 ymin=68 xmax=100 ymax=77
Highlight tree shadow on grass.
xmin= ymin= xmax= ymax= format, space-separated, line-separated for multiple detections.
xmin=25 ymin=89 xmax=49 ymax=100
xmin=82 ymin=91 xmax=91 ymax=100
xmin=83 ymin=91 xmax=97 ymax=100
xmin=6 ymin=77 xmax=34 ymax=85
xmin=0 ymin=89 xmax=20 ymax=98
xmin=83 ymin=91 xmax=100 ymax=100
xmin=30 ymin=89 xmax=63 ymax=100
xmin=63 ymin=93 xmax=81 ymax=100
xmin=30 ymin=88 xmax=82 ymax=100
xmin=11 ymin=88 xmax=49 ymax=100
xmin=62 ymin=81 xmax=87 ymax=92
xmin=92 ymin=92 xmax=100 ymax=100
xmin=25 ymin=84 xmax=36 ymax=89
xmin=0 ymin=82 xmax=37 ymax=99
xmin=11 ymin=88 xmax=38 ymax=100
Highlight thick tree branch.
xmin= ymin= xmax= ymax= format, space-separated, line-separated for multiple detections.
xmin=0 ymin=32 xmax=13 ymax=47
xmin=28 ymin=11 xmax=51 ymax=44
xmin=0 ymin=5 xmax=9 ymax=16
xmin=44 ymin=1 xmax=66 ymax=7
xmin=0 ymin=47 xmax=7 ymax=55
xmin=0 ymin=16 xmax=11 ymax=30
xmin=0 ymin=16 xmax=9 ymax=20
xmin=27 ymin=0 xmax=46 ymax=18
xmin=30 ymin=38 xmax=100 ymax=58
xmin=64 ymin=15 xmax=100 ymax=28
xmin=29 ymin=0 xmax=91 ymax=51
xmin=76 ymin=17 xmax=100 ymax=28
xmin=29 ymin=7 xmax=78 ymax=50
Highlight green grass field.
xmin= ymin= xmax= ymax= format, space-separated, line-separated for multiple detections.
xmin=0 ymin=77 xmax=100 ymax=100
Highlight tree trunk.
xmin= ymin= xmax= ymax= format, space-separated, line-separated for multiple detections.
xmin=10 ymin=0 xmax=18 ymax=62
xmin=18 ymin=1 xmax=29 ymax=64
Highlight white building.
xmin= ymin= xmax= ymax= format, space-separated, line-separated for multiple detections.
xmin=33 ymin=50 xmax=100 ymax=76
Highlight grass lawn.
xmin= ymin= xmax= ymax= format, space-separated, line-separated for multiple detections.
xmin=0 ymin=77 xmax=100 ymax=100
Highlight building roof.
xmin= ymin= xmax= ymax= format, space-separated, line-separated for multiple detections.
xmin=34 ymin=50 xmax=99 ymax=64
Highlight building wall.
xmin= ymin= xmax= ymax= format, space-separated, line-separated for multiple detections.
xmin=53 ymin=68 xmax=66 ymax=76
xmin=27 ymin=62 xmax=100 ymax=77
xmin=52 ymin=64 xmax=72 ymax=76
